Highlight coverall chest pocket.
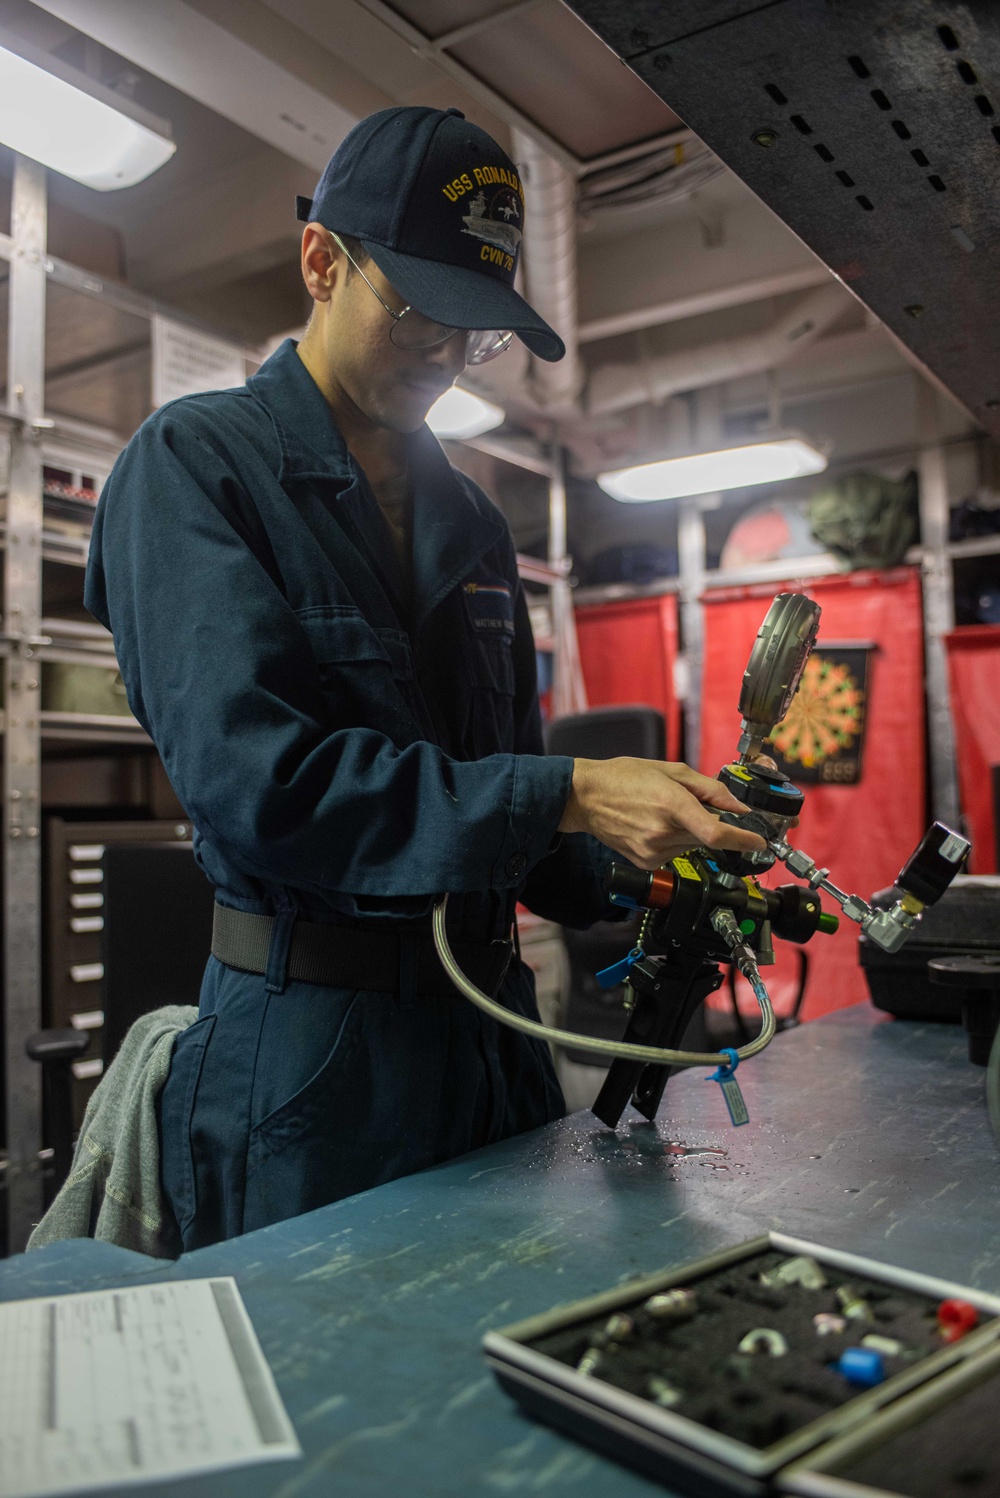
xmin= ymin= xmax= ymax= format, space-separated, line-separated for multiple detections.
xmin=462 ymin=583 xmax=516 ymax=754
xmin=296 ymin=606 xmax=417 ymax=738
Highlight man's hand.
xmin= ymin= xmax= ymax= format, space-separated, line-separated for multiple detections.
xmin=558 ymin=757 xmax=768 ymax=870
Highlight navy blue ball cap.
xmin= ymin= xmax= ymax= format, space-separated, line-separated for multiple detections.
xmin=296 ymin=106 xmax=565 ymax=363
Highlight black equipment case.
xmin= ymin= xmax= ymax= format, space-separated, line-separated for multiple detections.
xmin=860 ymin=877 xmax=1000 ymax=1022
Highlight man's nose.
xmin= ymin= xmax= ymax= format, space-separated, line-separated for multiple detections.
xmin=424 ymin=330 xmax=467 ymax=377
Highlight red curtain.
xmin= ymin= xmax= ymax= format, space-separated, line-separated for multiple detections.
xmin=699 ymin=569 xmax=926 ymax=1018
xmin=576 ymin=595 xmax=681 ymax=758
xmin=946 ymin=625 xmax=1000 ymax=873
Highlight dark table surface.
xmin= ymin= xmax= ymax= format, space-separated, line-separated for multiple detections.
xmin=2 ymin=1004 xmax=998 ymax=1497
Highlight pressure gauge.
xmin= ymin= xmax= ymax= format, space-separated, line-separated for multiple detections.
xmin=737 ymin=592 xmax=821 ymax=762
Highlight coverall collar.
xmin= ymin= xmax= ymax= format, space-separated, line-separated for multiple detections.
xmin=248 ymin=339 xmax=504 ymax=628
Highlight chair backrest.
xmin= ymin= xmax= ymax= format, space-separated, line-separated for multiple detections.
xmin=102 ymin=843 xmax=215 ymax=1062
xmin=544 ymin=704 xmax=666 ymax=762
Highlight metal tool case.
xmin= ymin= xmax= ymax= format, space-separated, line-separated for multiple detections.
xmin=483 ymin=1233 xmax=1000 ymax=1498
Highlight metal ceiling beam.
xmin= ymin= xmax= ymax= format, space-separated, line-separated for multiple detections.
xmin=578 ymin=264 xmax=832 ymax=343
xmin=430 ymin=0 xmax=547 ymax=51
xmin=461 ymin=432 xmax=552 ymax=475
xmin=355 ymin=0 xmax=581 ymax=172
xmin=354 ymin=0 xmax=684 ymax=176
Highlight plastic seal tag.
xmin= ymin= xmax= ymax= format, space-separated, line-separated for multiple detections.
xmin=596 ymin=947 xmax=641 ymax=991
xmin=706 ymin=1047 xmax=750 ymax=1127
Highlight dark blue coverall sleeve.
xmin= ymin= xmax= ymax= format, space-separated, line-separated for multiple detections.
xmin=506 ymin=552 xmax=629 ymax=930
xmin=84 ymin=410 xmax=574 ymax=905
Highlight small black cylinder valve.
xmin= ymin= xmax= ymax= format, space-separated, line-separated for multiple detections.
xmin=896 ymin=823 xmax=970 ymax=907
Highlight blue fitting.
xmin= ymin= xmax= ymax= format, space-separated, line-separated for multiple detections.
xmin=835 ymin=1348 xmax=886 ymax=1388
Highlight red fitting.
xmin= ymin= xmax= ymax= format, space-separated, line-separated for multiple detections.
xmin=937 ymin=1299 xmax=979 ymax=1342
xmin=647 ymin=868 xmax=677 ymax=909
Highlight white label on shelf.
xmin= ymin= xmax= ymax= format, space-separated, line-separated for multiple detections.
xmin=70 ymin=916 xmax=105 ymax=934
xmin=71 ymin=1057 xmax=104 ymax=1080
xmin=70 ymin=1010 xmax=104 ymax=1030
xmin=70 ymin=962 xmax=104 ymax=983
xmin=69 ymin=844 xmax=105 ymax=861
xmin=69 ymin=868 xmax=103 ymax=885
xmin=152 ymin=315 xmax=246 ymax=407
xmin=70 ymin=892 xmax=104 ymax=909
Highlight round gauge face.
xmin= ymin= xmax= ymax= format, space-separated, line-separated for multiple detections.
xmin=739 ymin=593 xmax=822 ymax=733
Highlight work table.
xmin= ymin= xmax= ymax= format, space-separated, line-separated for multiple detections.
xmin=2 ymin=1004 xmax=997 ymax=1497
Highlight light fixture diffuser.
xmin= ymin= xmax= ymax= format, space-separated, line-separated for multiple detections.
xmin=427 ymin=386 xmax=505 ymax=440
xmin=0 ymin=32 xmax=175 ymax=190
xmin=598 ymin=438 xmax=827 ymax=503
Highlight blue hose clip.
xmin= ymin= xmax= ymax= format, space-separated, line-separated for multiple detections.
xmin=707 ymin=1047 xmax=750 ymax=1127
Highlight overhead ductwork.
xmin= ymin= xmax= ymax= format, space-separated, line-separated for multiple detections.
xmin=587 ymin=282 xmax=850 ymax=417
xmin=511 ymin=128 xmax=583 ymax=414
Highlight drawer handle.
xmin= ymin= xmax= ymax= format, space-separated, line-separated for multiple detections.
xmin=72 ymin=1058 xmax=104 ymax=1081
xmin=71 ymin=1010 xmax=104 ymax=1030
xmin=70 ymin=962 xmax=104 ymax=983
xmin=70 ymin=916 xmax=104 ymax=935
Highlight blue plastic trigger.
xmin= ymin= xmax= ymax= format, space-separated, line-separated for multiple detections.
xmin=596 ymin=948 xmax=641 ymax=990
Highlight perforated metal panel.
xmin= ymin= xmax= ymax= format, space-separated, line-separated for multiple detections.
xmin=568 ymin=0 xmax=1000 ymax=436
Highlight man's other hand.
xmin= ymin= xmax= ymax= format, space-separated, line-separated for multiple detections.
xmin=558 ymin=757 xmax=768 ymax=870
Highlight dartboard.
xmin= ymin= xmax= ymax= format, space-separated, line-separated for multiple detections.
xmin=769 ymin=653 xmax=866 ymax=771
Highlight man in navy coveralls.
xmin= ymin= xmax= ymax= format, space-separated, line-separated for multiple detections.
xmin=85 ymin=106 xmax=764 ymax=1250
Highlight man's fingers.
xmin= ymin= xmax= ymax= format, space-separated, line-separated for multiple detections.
xmin=700 ymin=819 xmax=768 ymax=853
xmin=667 ymin=763 xmax=747 ymax=814
xmin=685 ymin=805 xmax=768 ymax=853
xmin=665 ymin=789 xmax=767 ymax=853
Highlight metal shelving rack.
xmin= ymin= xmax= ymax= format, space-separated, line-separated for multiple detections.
xmin=0 ymin=156 xmax=255 ymax=1251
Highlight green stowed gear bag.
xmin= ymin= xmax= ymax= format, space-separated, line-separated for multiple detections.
xmin=808 ymin=470 xmax=918 ymax=569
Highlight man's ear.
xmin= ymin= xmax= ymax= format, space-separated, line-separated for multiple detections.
xmin=301 ymin=224 xmax=345 ymax=305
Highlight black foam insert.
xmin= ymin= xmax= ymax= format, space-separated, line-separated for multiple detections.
xmin=530 ymin=1248 xmax=969 ymax=1452
xmin=832 ymin=1371 xmax=1000 ymax=1496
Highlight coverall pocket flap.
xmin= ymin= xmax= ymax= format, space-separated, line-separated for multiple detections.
xmin=295 ymin=607 xmax=391 ymax=666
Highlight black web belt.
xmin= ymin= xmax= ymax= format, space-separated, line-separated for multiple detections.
xmin=212 ymin=902 xmax=512 ymax=996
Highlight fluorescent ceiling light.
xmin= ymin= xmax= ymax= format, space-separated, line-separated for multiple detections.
xmin=0 ymin=32 xmax=175 ymax=190
xmin=427 ymin=386 xmax=505 ymax=440
xmin=598 ymin=438 xmax=828 ymax=503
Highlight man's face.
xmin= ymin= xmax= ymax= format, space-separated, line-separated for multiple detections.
xmin=318 ymin=241 xmax=468 ymax=434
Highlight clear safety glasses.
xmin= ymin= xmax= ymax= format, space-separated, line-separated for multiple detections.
xmin=329 ymin=232 xmax=513 ymax=365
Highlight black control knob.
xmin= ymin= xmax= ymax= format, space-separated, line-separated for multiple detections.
xmin=719 ymin=761 xmax=804 ymax=819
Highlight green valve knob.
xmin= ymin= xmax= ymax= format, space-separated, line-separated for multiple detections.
xmin=738 ymin=919 xmax=756 ymax=936
xmin=818 ymin=911 xmax=840 ymax=935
